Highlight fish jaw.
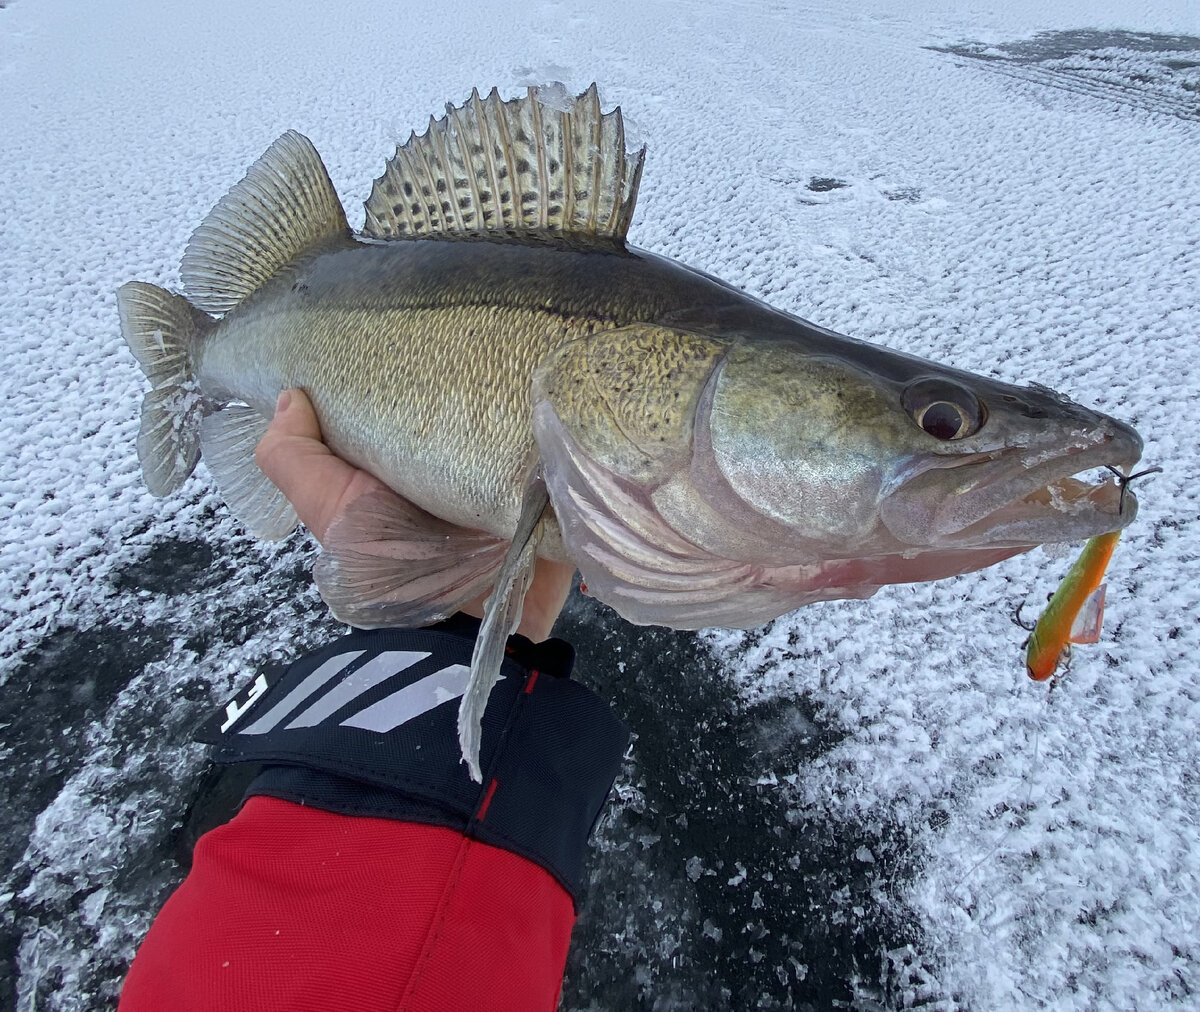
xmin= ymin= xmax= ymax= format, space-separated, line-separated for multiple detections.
xmin=878 ymin=416 xmax=1143 ymax=551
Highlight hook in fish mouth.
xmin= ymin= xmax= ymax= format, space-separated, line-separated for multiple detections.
xmin=881 ymin=429 xmax=1145 ymax=552
xmin=1104 ymin=464 xmax=1163 ymax=514
xmin=949 ymin=443 xmax=1141 ymax=538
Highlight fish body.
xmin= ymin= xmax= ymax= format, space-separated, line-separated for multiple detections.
xmin=196 ymin=236 xmax=745 ymax=540
xmin=1026 ymin=530 xmax=1121 ymax=681
xmin=117 ymin=86 xmax=1146 ymax=775
xmin=195 ymin=234 xmax=1143 ymax=591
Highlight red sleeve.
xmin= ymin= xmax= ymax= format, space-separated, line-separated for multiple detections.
xmin=118 ymin=796 xmax=576 ymax=1012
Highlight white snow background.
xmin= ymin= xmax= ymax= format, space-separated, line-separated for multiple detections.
xmin=2 ymin=0 xmax=1198 ymax=1008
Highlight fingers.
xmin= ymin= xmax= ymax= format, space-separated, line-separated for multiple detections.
xmin=254 ymin=389 xmax=382 ymax=543
xmin=516 ymin=558 xmax=576 ymax=642
xmin=457 ymin=557 xmax=576 ymax=642
xmin=255 ymin=389 xmax=575 ymax=639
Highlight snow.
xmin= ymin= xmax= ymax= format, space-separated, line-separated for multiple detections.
xmin=2 ymin=0 xmax=1198 ymax=1008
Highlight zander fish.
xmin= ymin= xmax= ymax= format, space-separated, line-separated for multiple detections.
xmin=117 ymin=85 xmax=1145 ymax=777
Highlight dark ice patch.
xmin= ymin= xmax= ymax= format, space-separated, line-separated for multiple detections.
xmin=556 ymin=591 xmax=940 ymax=1010
xmin=936 ymin=29 xmax=1200 ymax=62
xmin=930 ymin=29 xmax=1200 ymax=121
xmin=807 ymin=176 xmax=849 ymax=192
xmin=1 ymin=528 xmax=338 ymax=1009
xmin=110 ymin=537 xmax=218 ymax=596
xmin=0 ymin=620 xmax=170 ymax=1008
xmin=0 ymin=622 xmax=169 ymax=875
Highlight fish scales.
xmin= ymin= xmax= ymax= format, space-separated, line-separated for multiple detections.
xmin=199 ymin=238 xmax=741 ymax=536
xmin=118 ymin=85 xmax=1148 ymax=776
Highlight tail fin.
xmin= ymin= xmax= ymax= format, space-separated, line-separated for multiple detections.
xmin=117 ymin=281 xmax=214 ymax=495
xmin=120 ymin=131 xmax=348 ymax=511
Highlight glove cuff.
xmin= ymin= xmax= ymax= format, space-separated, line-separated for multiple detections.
xmin=196 ymin=618 xmax=628 ymax=902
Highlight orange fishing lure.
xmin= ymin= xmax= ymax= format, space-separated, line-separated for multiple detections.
xmin=1025 ymin=531 xmax=1120 ymax=680
xmin=1024 ymin=464 xmax=1160 ymax=681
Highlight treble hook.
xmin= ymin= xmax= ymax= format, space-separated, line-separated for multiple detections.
xmin=1104 ymin=464 xmax=1163 ymax=515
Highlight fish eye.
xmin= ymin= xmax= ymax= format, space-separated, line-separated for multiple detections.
xmin=901 ymin=378 xmax=985 ymax=441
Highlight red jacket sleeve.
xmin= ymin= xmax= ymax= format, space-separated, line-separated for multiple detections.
xmin=119 ymin=796 xmax=576 ymax=1012
xmin=119 ymin=622 xmax=627 ymax=1012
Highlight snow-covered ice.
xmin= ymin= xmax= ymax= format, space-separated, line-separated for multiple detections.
xmin=1 ymin=0 xmax=1198 ymax=1007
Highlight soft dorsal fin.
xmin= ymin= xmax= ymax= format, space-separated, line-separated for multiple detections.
xmin=181 ymin=131 xmax=351 ymax=315
xmin=363 ymin=84 xmax=645 ymax=244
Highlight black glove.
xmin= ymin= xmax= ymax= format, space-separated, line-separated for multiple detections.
xmin=194 ymin=614 xmax=629 ymax=902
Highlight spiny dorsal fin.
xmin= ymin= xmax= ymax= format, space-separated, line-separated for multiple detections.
xmin=181 ymin=131 xmax=351 ymax=315
xmin=363 ymin=84 xmax=645 ymax=244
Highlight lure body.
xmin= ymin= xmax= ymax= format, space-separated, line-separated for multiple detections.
xmin=1025 ymin=530 xmax=1121 ymax=680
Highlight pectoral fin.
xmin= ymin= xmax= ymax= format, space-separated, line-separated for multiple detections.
xmin=534 ymin=400 xmax=816 ymax=629
xmin=457 ymin=473 xmax=549 ymax=782
xmin=314 ymin=486 xmax=509 ymax=629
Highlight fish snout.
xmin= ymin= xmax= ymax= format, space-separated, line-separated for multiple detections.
xmin=1098 ymin=413 xmax=1143 ymax=469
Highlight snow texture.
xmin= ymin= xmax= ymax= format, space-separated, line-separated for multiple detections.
xmin=1 ymin=0 xmax=1198 ymax=1008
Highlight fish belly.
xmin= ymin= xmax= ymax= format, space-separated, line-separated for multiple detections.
xmin=303 ymin=304 xmax=575 ymax=533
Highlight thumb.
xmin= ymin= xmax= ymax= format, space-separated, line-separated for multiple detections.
xmin=262 ymin=388 xmax=322 ymax=441
xmin=255 ymin=389 xmax=329 ymax=480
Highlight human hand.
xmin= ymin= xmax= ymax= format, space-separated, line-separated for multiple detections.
xmin=255 ymin=389 xmax=574 ymax=641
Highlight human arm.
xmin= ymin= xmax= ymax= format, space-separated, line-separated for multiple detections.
xmin=118 ymin=391 xmax=627 ymax=1012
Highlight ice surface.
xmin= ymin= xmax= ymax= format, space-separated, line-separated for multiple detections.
xmin=1 ymin=0 xmax=1198 ymax=1008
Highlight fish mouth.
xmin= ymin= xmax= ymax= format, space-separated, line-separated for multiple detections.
xmin=952 ymin=467 xmax=1125 ymax=542
xmin=885 ymin=429 xmax=1144 ymax=549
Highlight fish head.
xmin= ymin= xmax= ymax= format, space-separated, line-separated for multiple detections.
xmin=533 ymin=323 xmax=1144 ymax=629
xmin=704 ymin=340 xmax=1143 ymax=570
xmin=875 ymin=373 xmax=1143 ymax=556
